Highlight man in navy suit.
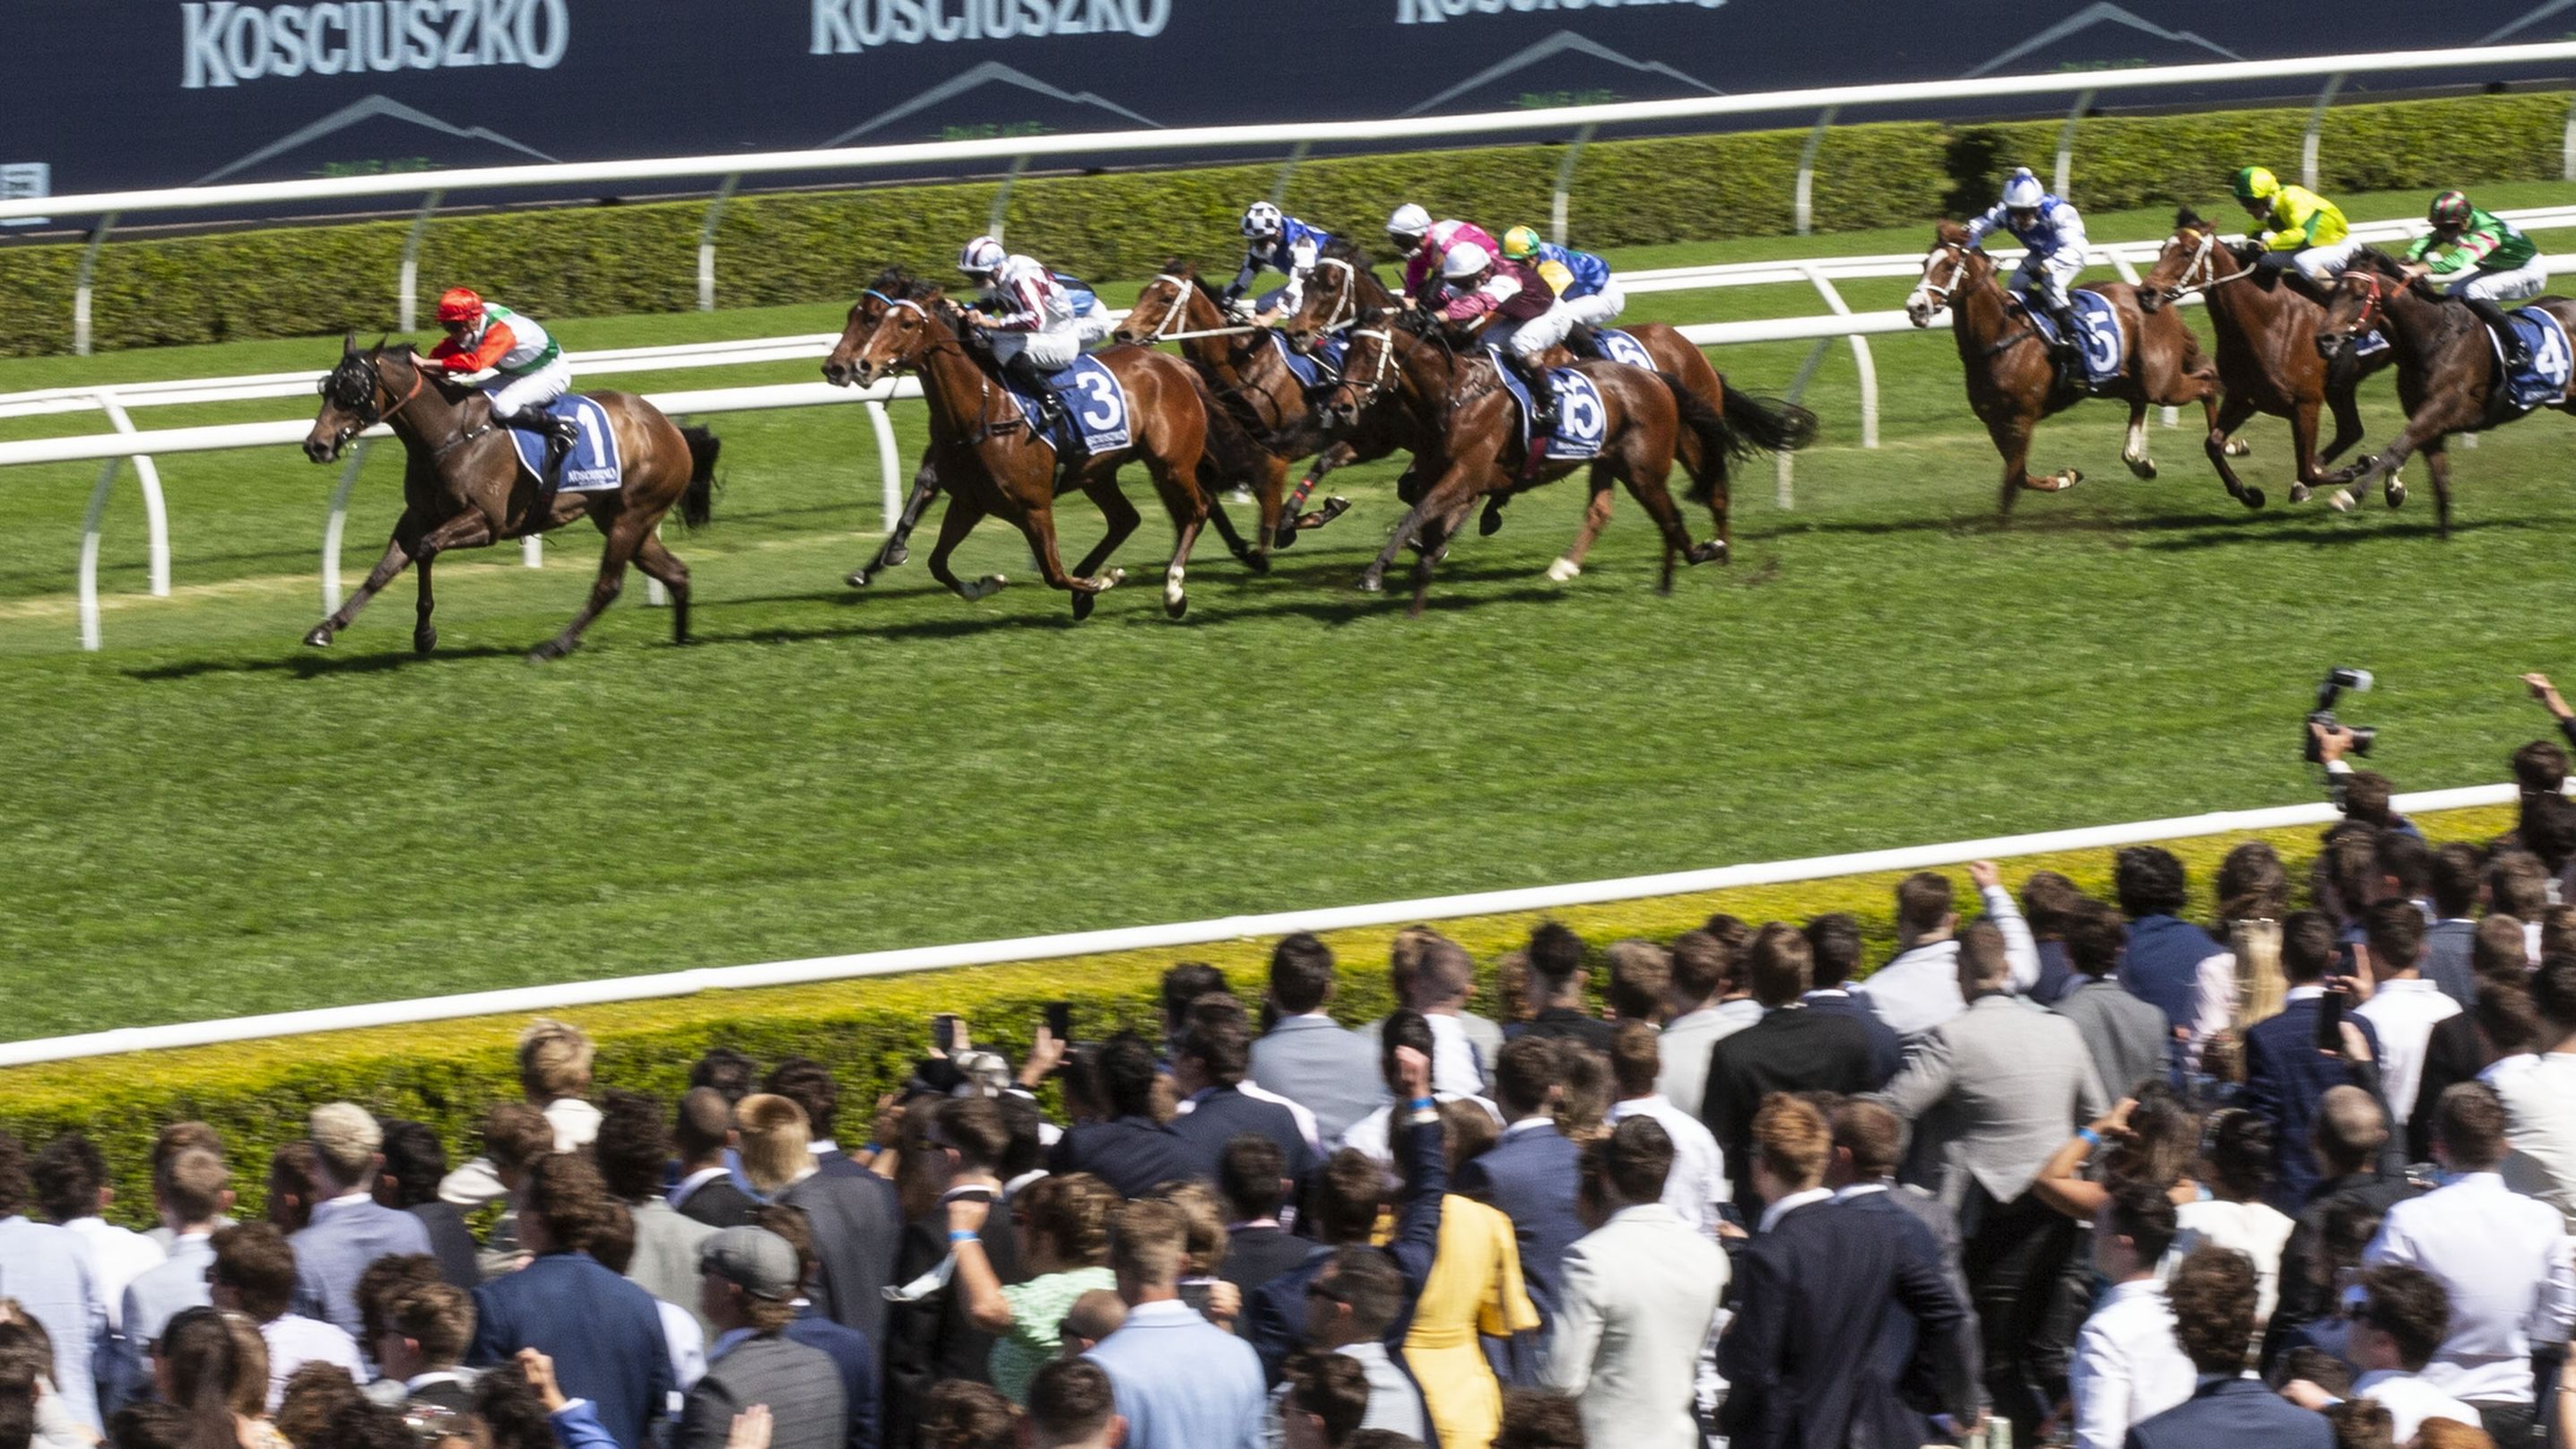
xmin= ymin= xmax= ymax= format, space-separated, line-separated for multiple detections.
xmin=1051 ymin=1034 xmax=1200 ymax=1201
xmin=1455 ymin=1036 xmax=1586 ymax=1349
xmin=2113 ymin=847 xmax=2231 ymax=1059
xmin=2243 ymin=911 xmax=2388 ymax=1212
xmin=1800 ymin=915 xmax=1903 ymax=1086
xmin=2125 ymin=1246 xmax=2333 ymax=1449
xmin=468 ymin=1154 xmax=674 ymax=1449
xmin=1167 ymin=996 xmax=1318 ymax=1187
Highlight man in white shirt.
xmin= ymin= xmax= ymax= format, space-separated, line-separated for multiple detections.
xmin=2069 ymin=1180 xmax=2195 ymax=1449
xmin=2284 ymin=1264 xmax=2480 ymax=1442
xmin=2497 ymin=956 xmax=2576 ymax=1231
xmin=2351 ymin=898 xmax=2463 ymax=1126
xmin=1603 ymin=1022 xmax=1726 ymax=1235
xmin=1853 ymin=864 xmax=2040 ymax=1040
xmin=1334 ymin=1010 xmax=1498 ymax=1180
xmin=1652 ymin=928 xmax=1753 ymax=1115
xmin=32 ymin=1134 xmax=163 ymax=1332
xmin=2363 ymin=1081 xmax=2576 ymax=1445
xmin=208 ymin=1221 xmax=369 ymax=1409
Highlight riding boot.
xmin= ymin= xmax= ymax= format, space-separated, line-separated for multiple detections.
xmin=497 ymin=405 xmax=577 ymax=480
xmin=2465 ymin=295 xmax=2531 ymax=371
xmin=2046 ymin=300 xmax=2086 ymax=390
xmin=1564 ymin=324 xmax=1605 ymax=361
xmin=2281 ymin=270 xmax=2332 ymax=306
xmin=1508 ymin=351 xmax=1559 ymax=436
xmin=1002 ymin=351 xmax=1071 ymax=440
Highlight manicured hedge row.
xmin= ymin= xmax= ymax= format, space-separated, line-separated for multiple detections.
xmin=0 ymin=804 xmax=2513 ymax=1228
xmin=1 ymin=91 xmax=2566 ymax=357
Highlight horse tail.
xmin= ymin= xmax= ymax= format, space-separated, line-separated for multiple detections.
xmin=1183 ymin=367 xmax=1274 ymax=490
xmin=678 ymin=424 xmax=721 ymax=529
xmin=1656 ymin=373 xmax=1817 ymax=503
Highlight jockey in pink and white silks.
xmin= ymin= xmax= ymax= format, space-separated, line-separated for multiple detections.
xmin=957 ymin=234 xmax=1079 ymax=436
xmin=1965 ymin=167 xmax=2093 ymax=372
xmin=1387 ymin=204 xmax=1502 ymax=304
xmin=1427 ymin=241 xmax=1574 ymax=433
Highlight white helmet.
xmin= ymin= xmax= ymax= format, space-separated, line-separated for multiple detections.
xmin=1441 ymin=241 xmax=1492 ymax=282
xmin=958 ymin=235 xmax=1006 ymax=276
xmin=2000 ymin=168 xmax=2045 ymax=211
xmin=1241 ymin=201 xmax=1283 ymax=240
xmin=1385 ymin=203 xmax=1432 ymax=243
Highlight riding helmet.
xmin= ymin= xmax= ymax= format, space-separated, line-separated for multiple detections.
xmin=1501 ymin=226 xmax=1545 ymax=261
xmin=1441 ymin=241 xmax=1493 ymax=281
xmin=1385 ymin=203 xmax=1432 ymax=244
xmin=434 ymin=287 xmax=484 ymax=325
xmin=2001 ymin=167 xmax=2045 ymax=211
xmin=958 ymin=235 xmax=1007 ymax=276
xmin=1241 ymin=201 xmax=1283 ymax=239
xmin=2233 ymin=167 xmax=2279 ymax=204
xmin=2428 ymin=190 xmax=2473 ymax=231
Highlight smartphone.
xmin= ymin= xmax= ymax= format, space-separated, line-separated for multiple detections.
xmin=1045 ymin=1002 xmax=1072 ymax=1042
xmin=2313 ymin=985 xmax=2346 ymax=1054
xmin=932 ymin=1013 xmax=959 ymax=1053
xmin=1177 ymin=1278 xmax=1217 ymax=1316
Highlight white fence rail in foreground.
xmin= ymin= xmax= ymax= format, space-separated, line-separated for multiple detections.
xmin=13 ymin=42 xmax=2576 ymax=352
xmin=0 ymin=779 xmax=2521 ymax=1068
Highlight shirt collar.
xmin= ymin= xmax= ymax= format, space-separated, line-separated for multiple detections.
xmin=1758 ymin=1187 xmax=1833 ymax=1235
xmin=2286 ymin=984 xmax=2326 ymax=1002
xmin=309 ymin=1192 xmax=373 ymax=1219
xmin=810 ymin=1140 xmax=840 ymax=1156
xmin=1124 ymin=1299 xmax=1202 ymax=1327
xmin=405 ymin=1371 xmax=464 ymax=1391
xmin=1505 ymin=1116 xmax=1556 ymax=1137
xmin=1831 ymin=1183 xmax=1889 ymax=1202
xmin=2100 ymin=1277 xmax=2165 ymax=1306
xmin=709 ymin=1327 xmax=759 ymax=1362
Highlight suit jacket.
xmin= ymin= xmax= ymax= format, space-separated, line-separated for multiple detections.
xmin=1704 ymin=1007 xmax=1880 ymax=1217
xmin=678 ymin=1334 xmax=846 ymax=1449
xmin=469 ymin=1251 xmax=673 ymax=1449
xmin=1049 ymin=1115 xmax=1201 ymax=1201
xmin=2262 ymin=1172 xmax=2417 ymax=1369
xmin=881 ymin=1189 xmax=1021 ymax=1449
xmin=1167 ymin=1086 xmax=1318 ymax=1187
xmin=627 ymin=1199 xmax=718 ymax=1332
xmin=291 ymin=1195 xmax=435 ymax=1339
xmin=1544 ymin=1204 xmax=1728 ymax=1449
xmin=2051 ymin=976 xmax=2174 ymax=1105
xmin=1085 ymin=1299 xmax=1269 ymax=1449
xmin=1251 ymin=1016 xmax=1388 ymax=1143
xmin=2406 ymin=1011 xmax=2484 ymax=1164
xmin=409 ymin=1202 xmax=484 ymax=1289
xmin=778 ymin=1171 xmax=904 ymax=1348
xmin=2422 ymin=919 xmax=2478 ymax=1011
xmin=2029 ymin=940 xmax=2079 ymax=1008
xmin=2242 ymin=994 xmax=2386 ymax=1212
xmin=1453 ymin=1123 xmax=1586 ymax=1335
xmin=2123 ymin=1375 xmax=2334 ymax=1449
xmin=1515 ymin=1007 xmax=1616 ymax=1054
xmin=112 ymin=1233 xmax=215 ymax=1410
xmin=1800 ymin=991 xmax=1904 ymax=1088
xmin=1870 ymin=994 xmax=2109 ymax=1214
xmin=1878 ymin=1183 xmax=1980 ymax=1391
xmin=786 ymin=1306 xmax=881 ymax=1449
xmin=1718 ymin=1194 xmax=1976 ymax=1449
xmin=1220 ymin=1224 xmax=1311 ymax=1300
xmin=675 ymin=1176 xmax=759 ymax=1230
xmin=1244 ymin=1115 xmax=1448 ymax=1384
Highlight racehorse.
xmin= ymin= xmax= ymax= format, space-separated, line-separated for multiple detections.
xmin=1281 ymin=240 xmax=1809 ymax=577
xmin=824 ymin=274 xmax=1240 ymax=620
xmin=2315 ymin=247 xmax=2576 ymax=539
xmin=1321 ymin=307 xmax=1724 ymax=615
xmin=826 ymin=269 xmax=1271 ymax=590
xmin=1906 ymin=220 xmax=2231 ymax=517
xmin=2139 ymin=210 xmax=2389 ymax=505
xmin=301 ymin=334 xmax=717 ymax=661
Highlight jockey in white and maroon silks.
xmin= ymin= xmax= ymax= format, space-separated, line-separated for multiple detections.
xmin=1427 ymin=241 xmax=1574 ymax=434
xmin=1386 ymin=204 xmax=1502 ymax=304
xmin=957 ymin=233 xmax=1080 ymax=437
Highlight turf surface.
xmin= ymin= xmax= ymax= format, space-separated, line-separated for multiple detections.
xmin=8 ymin=186 xmax=2576 ymax=1041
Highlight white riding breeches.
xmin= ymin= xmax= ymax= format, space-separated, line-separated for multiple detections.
xmin=1255 ymin=278 xmax=1305 ymax=318
xmin=2009 ymin=252 xmax=2085 ymax=309
xmin=482 ymin=356 xmax=573 ymax=416
xmin=2449 ymin=258 xmax=2548 ymax=302
xmin=1072 ymin=309 xmax=1117 ymax=347
xmin=991 ymin=325 xmax=1082 ymax=370
xmin=1491 ymin=300 xmax=1576 ymax=360
xmin=2292 ymin=238 xmax=2364 ymax=282
xmin=1560 ymin=281 xmax=1626 ymax=328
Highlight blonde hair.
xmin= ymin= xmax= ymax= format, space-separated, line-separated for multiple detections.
xmin=1143 ymin=1181 xmax=1228 ymax=1277
xmin=1107 ymin=1200 xmax=1187 ymax=1288
xmin=734 ymin=1094 xmax=813 ymax=1194
xmin=2230 ymin=918 xmax=2286 ymax=1032
xmin=516 ymin=1020 xmax=595 ymax=1103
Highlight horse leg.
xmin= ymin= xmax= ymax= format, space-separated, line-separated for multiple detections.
xmin=1986 ymin=412 xmax=2062 ymax=520
xmin=1279 ymin=444 xmax=1358 ymax=547
xmin=2121 ymin=400 xmax=2157 ymax=482
xmin=1066 ymin=477 xmax=1141 ymax=621
xmin=1363 ymin=458 xmax=1486 ymax=595
xmin=1198 ymin=474 xmax=1268 ymax=576
xmin=1003 ymin=489 xmax=1117 ymax=619
xmin=2318 ymin=385 xmax=2368 ymax=468
xmin=634 ymin=531 xmax=693 ymax=645
xmin=1615 ymin=455 xmax=1716 ymax=595
xmin=305 ymin=512 xmax=431 ymax=646
xmin=2424 ymin=437 xmax=2454 ymax=540
xmin=412 ymin=559 xmax=438 ymax=655
xmin=2331 ymin=422 xmax=2433 ymax=514
xmin=1550 ymin=481 xmax=1617 ymax=583
xmin=1142 ymin=452 xmax=1211 ymax=620
xmin=925 ymin=494 xmax=1004 ymax=603
xmin=2199 ymin=393 xmax=2262 ymax=510
xmin=528 ymin=509 xmax=642 ymax=662
xmin=1409 ymin=489 xmax=1485 ymax=619
xmin=848 ymin=460 xmax=941 ymax=588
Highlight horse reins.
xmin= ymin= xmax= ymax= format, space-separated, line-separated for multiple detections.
xmin=2157 ymin=228 xmax=2255 ymax=303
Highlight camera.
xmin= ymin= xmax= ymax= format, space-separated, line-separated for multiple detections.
xmin=2303 ymin=666 xmax=2378 ymax=764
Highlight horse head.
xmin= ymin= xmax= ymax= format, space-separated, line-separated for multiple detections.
xmin=843 ymin=282 xmax=950 ymax=388
xmin=306 ymin=334 xmax=401 ymax=463
xmin=1279 ymin=253 xmax=1362 ymax=351
xmin=1113 ymin=259 xmax=1201 ymax=346
xmin=2317 ymin=249 xmax=2410 ymax=360
xmin=825 ymin=265 xmax=920 ymax=386
xmin=1906 ymin=221 xmax=1982 ymax=328
xmin=1316 ymin=306 xmax=1406 ymax=429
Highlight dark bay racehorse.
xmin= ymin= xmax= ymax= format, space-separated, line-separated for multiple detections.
xmin=826 ymin=276 xmax=1244 ymax=620
xmin=302 ymin=336 xmax=717 ymax=661
xmin=1906 ymin=220 xmax=2230 ymax=517
xmin=2316 ymin=248 xmax=2576 ymax=538
xmin=1323 ymin=308 xmax=1723 ymax=614
xmin=2140 ymin=211 xmax=2390 ymax=505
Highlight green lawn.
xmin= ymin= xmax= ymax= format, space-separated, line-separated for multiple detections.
xmin=8 ymin=193 xmax=2576 ymax=1042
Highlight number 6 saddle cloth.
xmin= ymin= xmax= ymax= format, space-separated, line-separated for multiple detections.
xmin=1485 ymin=348 xmax=1609 ymax=461
xmin=1001 ymin=354 xmax=1135 ymax=454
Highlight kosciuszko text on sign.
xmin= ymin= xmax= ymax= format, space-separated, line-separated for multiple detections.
xmin=1396 ymin=0 xmax=1726 ymax=19
xmin=809 ymin=0 xmax=1174 ymax=54
xmin=181 ymin=0 xmax=571 ymax=88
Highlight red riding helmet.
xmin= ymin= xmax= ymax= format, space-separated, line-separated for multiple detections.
xmin=2427 ymin=191 xmax=2473 ymax=233
xmin=435 ymin=287 xmax=485 ymax=326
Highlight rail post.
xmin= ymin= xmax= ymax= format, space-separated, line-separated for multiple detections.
xmin=864 ymin=399 xmax=903 ymax=531
xmin=1795 ymin=108 xmax=1840 ymax=237
xmin=396 ymin=190 xmax=444 ymax=333
xmin=1800 ymin=267 xmax=1876 ymax=449
xmin=2055 ymin=90 xmax=2095 ymax=200
xmin=321 ymin=438 xmax=371 ymax=615
xmin=2303 ymin=74 xmax=2346 ymax=192
xmin=1551 ymin=125 xmax=1595 ymax=245
xmin=95 ymin=393 xmax=170 ymax=597
xmin=73 ymin=213 xmax=117 ymax=357
xmin=1775 ymin=338 xmax=1834 ymax=509
xmin=698 ymin=174 xmax=740 ymax=313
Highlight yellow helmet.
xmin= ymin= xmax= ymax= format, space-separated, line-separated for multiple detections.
xmin=1501 ymin=226 xmax=1545 ymax=261
xmin=2233 ymin=167 xmax=2280 ymax=204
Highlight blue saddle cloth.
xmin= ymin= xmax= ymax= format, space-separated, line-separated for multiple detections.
xmin=1596 ymin=327 xmax=1656 ymax=369
xmin=2017 ymin=290 xmax=2126 ymax=387
xmin=1487 ymin=348 xmax=1609 ymax=461
xmin=2495 ymin=307 xmax=2573 ymax=411
xmin=1002 ymin=353 xmax=1134 ymax=454
xmin=1271 ymin=331 xmax=1347 ymax=391
xmin=504 ymin=395 xmax=621 ymax=492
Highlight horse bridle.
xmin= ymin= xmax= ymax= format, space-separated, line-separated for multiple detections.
xmin=2155 ymin=228 xmax=2255 ymax=303
xmin=1302 ymin=257 xmax=1360 ymax=337
xmin=318 ymin=351 xmax=433 ymax=455
xmin=1910 ymin=242 xmax=1973 ymax=311
xmin=2331 ymin=267 xmax=2394 ymax=338
xmin=1138 ymin=273 xmax=1199 ymax=344
xmin=1323 ymin=325 xmax=1399 ymax=412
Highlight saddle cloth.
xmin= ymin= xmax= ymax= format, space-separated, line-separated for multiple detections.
xmin=1002 ymin=353 xmax=1134 ymax=454
xmin=504 ymin=395 xmax=622 ymax=493
xmin=1596 ymin=327 xmax=1656 ymax=369
xmin=2494 ymin=307 xmax=2573 ymax=411
xmin=2017 ymin=289 xmax=2127 ymax=387
xmin=1487 ymin=347 xmax=1609 ymax=461
xmin=1271 ymin=331 xmax=1348 ymax=391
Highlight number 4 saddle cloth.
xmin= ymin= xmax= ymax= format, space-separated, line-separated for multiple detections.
xmin=1486 ymin=348 xmax=1610 ymax=461
xmin=2494 ymin=306 xmax=2574 ymax=414
xmin=1002 ymin=354 xmax=1135 ymax=454
xmin=502 ymin=395 xmax=624 ymax=493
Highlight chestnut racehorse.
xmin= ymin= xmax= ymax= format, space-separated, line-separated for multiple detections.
xmin=1906 ymin=221 xmax=2230 ymax=517
xmin=2139 ymin=210 xmax=2390 ymax=506
xmin=301 ymin=335 xmax=717 ymax=661
xmin=2315 ymin=247 xmax=2576 ymax=538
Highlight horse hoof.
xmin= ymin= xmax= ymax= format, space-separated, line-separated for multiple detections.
xmin=882 ymin=541 xmax=909 ymax=568
xmin=1357 ymin=572 xmax=1383 ymax=594
xmin=1689 ymin=539 xmax=1728 ymax=566
xmin=1272 ymin=527 xmax=1300 ymax=550
xmin=413 ymin=628 xmax=438 ymax=655
xmin=2126 ymin=456 xmax=2157 ymax=481
xmin=846 ymin=568 xmax=872 ymax=589
xmin=1071 ymin=592 xmax=1097 ymax=621
xmin=2290 ymin=483 xmax=2312 ymax=505
xmin=1164 ymin=591 xmax=1187 ymax=620
xmin=1546 ymin=558 xmax=1582 ymax=583
xmin=2225 ymin=438 xmax=2251 ymax=458
xmin=1479 ymin=504 xmax=1505 ymax=537
xmin=302 ymin=625 xmax=334 ymax=648
xmin=2242 ymin=487 xmax=2266 ymax=511
xmin=2386 ymin=481 xmax=2407 ymax=509
xmin=2329 ymin=490 xmax=2356 ymax=513
xmin=526 ymin=639 xmax=575 ymax=664
xmin=1242 ymin=549 xmax=1271 ymax=576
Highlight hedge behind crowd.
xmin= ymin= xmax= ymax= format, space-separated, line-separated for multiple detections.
xmin=0 ymin=803 xmax=2514 ymax=1228
xmin=1 ymin=91 xmax=2569 ymax=354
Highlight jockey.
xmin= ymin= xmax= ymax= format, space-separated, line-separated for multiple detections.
xmin=1387 ymin=204 xmax=1501 ymax=304
xmin=1054 ymin=271 xmax=1117 ymax=349
xmin=957 ymin=234 xmax=1078 ymax=437
xmin=1432 ymin=240 xmax=1573 ymax=433
xmin=2233 ymin=167 xmax=2355 ymax=298
xmin=2407 ymin=191 xmax=2548 ymax=370
xmin=1500 ymin=226 xmax=1623 ymax=358
xmin=1965 ymin=167 xmax=2091 ymax=372
xmin=1225 ymin=202 xmax=1332 ymax=324
xmin=427 ymin=288 xmax=579 ymax=473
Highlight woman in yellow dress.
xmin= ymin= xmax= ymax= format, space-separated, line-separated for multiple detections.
xmin=1403 ymin=1099 xmax=1541 ymax=1449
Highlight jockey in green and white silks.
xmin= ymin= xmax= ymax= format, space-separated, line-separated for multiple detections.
xmin=2407 ymin=191 xmax=2549 ymax=369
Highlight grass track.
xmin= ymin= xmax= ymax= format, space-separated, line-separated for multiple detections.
xmin=8 ymin=187 xmax=2576 ymax=1041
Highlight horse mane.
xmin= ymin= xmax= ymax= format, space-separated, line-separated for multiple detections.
xmin=2343 ymin=247 xmax=2407 ymax=280
xmin=1321 ymin=236 xmax=1374 ymax=267
xmin=2173 ymin=206 xmax=2207 ymax=230
xmin=864 ymin=264 xmax=938 ymax=300
xmin=1157 ymin=256 xmax=1198 ymax=280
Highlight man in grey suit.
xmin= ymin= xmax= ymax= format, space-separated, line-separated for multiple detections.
xmin=1251 ymin=933 xmax=1386 ymax=1144
xmin=109 ymin=1148 xmax=230 ymax=1410
xmin=2422 ymin=843 xmax=2483 ymax=1009
xmin=2048 ymin=898 xmax=2172 ymax=1102
xmin=292 ymin=1104 xmax=433 ymax=1340
xmin=596 ymin=1091 xmax=716 ymax=1334
xmin=682 ymin=1227 xmax=846 ymax=1449
xmin=739 ymin=1095 xmax=903 ymax=1349
xmin=1869 ymin=921 xmax=2107 ymax=1445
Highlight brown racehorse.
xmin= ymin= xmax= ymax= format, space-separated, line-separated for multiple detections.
xmin=1323 ymin=308 xmax=1723 ymax=614
xmin=2139 ymin=210 xmax=2390 ymax=506
xmin=1906 ymin=220 xmax=2230 ymax=516
xmin=826 ymin=274 xmax=1239 ymax=620
xmin=2315 ymin=247 xmax=2576 ymax=539
xmin=301 ymin=335 xmax=716 ymax=661
xmin=1280 ymin=241 xmax=1809 ymax=577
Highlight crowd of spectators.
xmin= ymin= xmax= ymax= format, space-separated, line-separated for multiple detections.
xmin=12 ymin=694 xmax=2576 ymax=1449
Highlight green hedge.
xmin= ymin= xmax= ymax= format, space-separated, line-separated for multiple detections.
xmin=0 ymin=804 xmax=2514 ymax=1228
xmin=2 ymin=90 xmax=2567 ymax=357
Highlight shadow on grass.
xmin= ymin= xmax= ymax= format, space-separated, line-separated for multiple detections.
xmin=1753 ymin=507 xmax=2527 ymax=548
xmin=125 ymin=642 xmax=534 ymax=681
